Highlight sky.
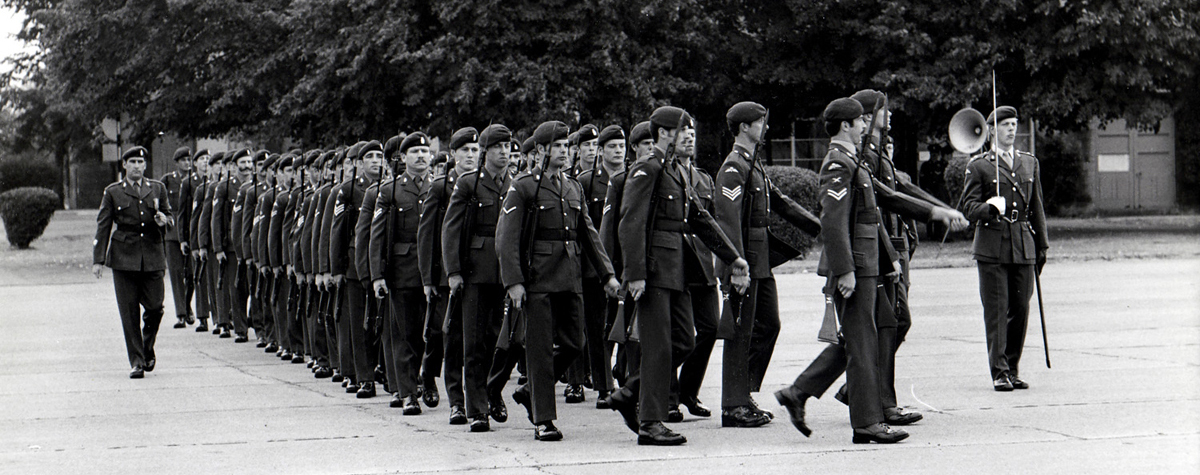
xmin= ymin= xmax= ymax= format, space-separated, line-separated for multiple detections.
xmin=1 ymin=6 xmax=32 ymax=72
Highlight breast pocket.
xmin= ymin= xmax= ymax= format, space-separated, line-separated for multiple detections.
xmin=476 ymin=198 xmax=497 ymax=225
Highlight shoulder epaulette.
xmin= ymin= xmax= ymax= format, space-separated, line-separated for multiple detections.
xmin=146 ymin=178 xmax=165 ymax=186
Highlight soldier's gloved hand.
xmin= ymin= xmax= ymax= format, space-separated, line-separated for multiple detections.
xmin=215 ymin=251 xmax=226 ymax=264
xmin=93 ymin=264 xmax=103 ymax=279
xmin=731 ymin=273 xmax=750 ymax=294
xmin=506 ymin=284 xmax=526 ymax=309
xmin=154 ymin=211 xmax=168 ymax=227
xmin=836 ymin=271 xmax=856 ymax=298
xmin=447 ymin=274 xmax=464 ymax=296
xmin=331 ymin=274 xmax=345 ymax=287
xmin=886 ymin=260 xmax=902 ymax=281
xmin=986 ymin=196 xmax=1006 ymax=216
xmin=273 ymin=266 xmax=283 ymax=277
xmin=423 ymin=285 xmax=439 ymax=301
xmin=1036 ymin=249 xmax=1047 ymax=275
xmin=180 ymin=242 xmax=189 ymax=254
xmin=603 ymin=277 xmax=620 ymax=298
xmin=730 ymin=257 xmax=750 ymax=278
xmin=198 ymin=248 xmax=208 ymax=260
xmin=627 ymin=280 xmax=647 ymax=301
xmin=373 ymin=279 xmax=389 ymax=298
xmin=932 ymin=207 xmax=970 ymax=232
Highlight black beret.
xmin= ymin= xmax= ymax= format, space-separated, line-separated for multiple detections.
xmin=173 ymin=146 xmax=192 ymax=161
xmin=822 ymin=98 xmax=864 ymax=122
xmin=384 ymin=135 xmax=403 ymax=158
xmin=649 ymin=106 xmax=695 ymax=131
xmin=629 ymin=121 xmax=652 ymax=144
xmin=479 ymin=124 xmax=512 ymax=149
xmin=521 ymin=136 xmax=536 ymax=154
xmin=192 ymin=148 xmax=210 ymax=162
xmin=400 ymin=132 xmax=431 ymax=153
xmin=598 ymin=125 xmax=625 ymax=145
xmin=253 ymin=149 xmax=270 ymax=164
xmin=262 ymin=152 xmax=279 ymax=170
xmin=319 ymin=151 xmax=337 ymax=169
xmin=277 ymin=155 xmax=294 ymax=169
xmin=532 ymin=121 xmax=570 ymax=145
xmin=230 ymin=149 xmax=251 ymax=163
xmin=576 ymin=124 xmax=599 ymax=144
xmin=210 ymin=151 xmax=226 ymax=165
xmin=346 ymin=141 xmax=365 ymax=161
xmin=850 ymin=89 xmax=887 ymax=113
xmin=509 ymin=141 xmax=521 ymax=153
xmin=360 ymin=140 xmax=383 ymax=157
xmin=432 ymin=151 xmax=449 ymax=166
xmin=121 ymin=146 xmax=148 ymax=161
xmin=567 ymin=131 xmax=580 ymax=146
xmin=450 ymin=127 xmax=479 ymax=150
xmin=303 ymin=150 xmax=322 ymax=167
xmin=987 ymin=105 xmax=1018 ymax=124
xmin=726 ymin=102 xmax=767 ymax=126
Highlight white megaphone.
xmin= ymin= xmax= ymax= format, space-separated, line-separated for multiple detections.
xmin=948 ymin=108 xmax=988 ymax=154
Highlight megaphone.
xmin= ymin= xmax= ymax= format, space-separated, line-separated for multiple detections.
xmin=949 ymin=108 xmax=988 ymax=154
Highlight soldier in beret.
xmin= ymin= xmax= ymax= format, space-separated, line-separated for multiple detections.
xmin=498 ymin=120 xmax=620 ymax=441
xmin=419 ymin=129 xmax=478 ymax=425
xmin=306 ymin=150 xmax=340 ymax=378
xmin=713 ymin=101 xmax=822 ymax=428
xmin=212 ymin=149 xmax=252 ymax=340
xmin=265 ymin=154 xmax=298 ymax=355
xmin=607 ymin=106 xmax=750 ymax=446
xmin=93 ymin=146 xmax=174 ymax=378
xmin=246 ymin=151 xmax=277 ymax=346
xmin=568 ymin=124 xmax=626 ymax=408
xmin=162 ymin=146 xmax=196 ymax=329
xmin=194 ymin=151 xmax=225 ymax=333
xmin=187 ymin=150 xmax=213 ymax=333
xmin=959 ymin=105 xmax=1048 ymax=392
xmin=371 ymin=133 xmax=433 ymax=412
xmin=443 ymin=124 xmax=515 ymax=432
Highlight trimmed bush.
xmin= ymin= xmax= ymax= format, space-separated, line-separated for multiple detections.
xmin=763 ymin=165 xmax=819 ymax=257
xmin=0 ymin=187 xmax=59 ymax=249
xmin=0 ymin=156 xmax=59 ymax=195
xmin=942 ymin=155 xmax=969 ymax=209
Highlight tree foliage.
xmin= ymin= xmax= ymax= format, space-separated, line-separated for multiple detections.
xmin=2 ymin=0 xmax=1197 ymax=157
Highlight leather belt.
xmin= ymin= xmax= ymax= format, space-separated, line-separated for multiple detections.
xmin=473 ymin=225 xmax=496 ymax=237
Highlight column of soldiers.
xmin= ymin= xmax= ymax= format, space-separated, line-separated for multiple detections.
xmin=141 ymin=95 xmax=987 ymax=446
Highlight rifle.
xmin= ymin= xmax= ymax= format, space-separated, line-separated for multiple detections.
xmin=606 ymin=288 xmax=631 ymax=343
xmin=375 ymin=157 xmax=391 ymax=332
xmin=519 ymin=126 xmax=563 ymax=287
xmin=718 ymin=109 xmax=769 ymax=339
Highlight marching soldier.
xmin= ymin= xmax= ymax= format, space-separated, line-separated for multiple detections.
xmin=212 ymin=149 xmax=251 ymax=340
xmin=266 ymin=154 xmax=298 ymax=355
xmin=330 ymin=141 xmax=386 ymax=398
xmin=321 ymin=145 xmax=361 ymax=387
xmin=572 ymin=124 xmax=625 ymax=408
xmin=187 ymin=150 xmax=213 ymax=333
xmin=443 ymin=124 xmax=515 ymax=432
xmin=712 ymin=102 xmax=822 ymax=427
xmin=562 ymin=123 xmax=600 ymax=402
xmin=306 ymin=151 xmax=339 ymax=378
xmin=958 ymin=105 xmax=1048 ymax=391
xmin=194 ymin=151 xmax=224 ymax=333
xmin=608 ymin=106 xmax=750 ymax=446
xmin=247 ymin=152 xmax=277 ymax=346
xmin=93 ymin=146 xmax=174 ymax=378
xmin=371 ymin=133 xmax=433 ymax=412
xmin=162 ymin=146 xmax=195 ymax=329
xmin=420 ymin=127 xmax=479 ymax=423
xmin=295 ymin=151 xmax=330 ymax=365
xmin=497 ymin=120 xmax=620 ymax=441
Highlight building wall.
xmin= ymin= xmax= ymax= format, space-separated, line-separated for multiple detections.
xmin=1088 ymin=117 xmax=1176 ymax=211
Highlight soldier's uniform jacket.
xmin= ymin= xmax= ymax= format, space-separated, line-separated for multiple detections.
xmin=311 ymin=182 xmax=335 ymax=275
xmin=327 ymin=176 xmax=372 ymax=280
xmin=160 ymin=170 xmax=192 ymax=243
xmin=369 ymin=173 xmax=428 ymax=287
xmin=354 ymin=182 xmax=380 ymax=281
xmin=418 ymin=169 xmax=460 ymax=287
xmin=94 ymin=178 xmax=173 ymax=272
xmin=188 ymin=176 xmax=210 ymax=252
xmin=442 ymin=167 xmax=510 ymax=285
xmin=266 ymin=185 xmax=292 ymax=271
xmin=684 ymin=164 xmax=718 ymax=286
xmin=713 ymin=145 xmax=821 ymax=280
xmin=295 ymin=185 xmax=319 ymax=277
xmin=860 ymin=139 xmax=948 ymax=255
xmin=281 ymin=186 xmax=303 ymax=273
xmin=210 ymin=176 xmax=243 ymax=256
xmin=252 ymin=183 xmax=276 ymax=270
xmin=496 ymin=168 xmax=614 ymax=293
xmin=618 ymin=147 xmax=741 ymax=292
xmin=576 ymin=165 xmax=615 ymax=279
xmin=230 ymin=181 xmax=251 ymax=258
xmin=197 ymin=177 xmax=218 ymax=252
xmin=958 ymin=149 xmax=1048 ymax=264
xmin=816 ymin=142 xmax=900 ymax=278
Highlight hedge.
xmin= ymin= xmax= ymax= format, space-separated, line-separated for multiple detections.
xmin=0 ymin=187 xmax=59 ymax=249
xmin=763 ymin=165 xmax=819 ymax=258
xmin=0 ymin=156 xmax=59 ymax=195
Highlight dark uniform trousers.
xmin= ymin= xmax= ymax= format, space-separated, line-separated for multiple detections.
xmin=195 ymin=258 xmax=211 ymax=322
xmin=343 ymin=278 xmax=372 ymax=382
xmin=789 ymin=277 xmax=884 ymax=428
xmin=678 ymin=283 xmax=718 ymax=406
xmin=164 ymin=241 xmax=193 ymax=319
xmin=246 ymin=265 xmax=267 ymax=337
xmin=614 ymin=286 xmax=696 ymax=422
xmin=429 ymin=289 xmax=465 ymax=406
xmin=114 ymin=269 xmax=166 ymax=367
xmin=525 ymin=291 xmax=586 ymax=423
xmin=462 ymin=283 xmax=506 ymax=418
xmin=272 ymin=274 xmax=290 ymax=348
xmin=721 ymin=277 xmax=778 ymax=407
xmin=384 ymin=287 xmax=426 ymax=397
xmin=567 ymin=278 xmax=613 ymax=393
xmin=978 ymin=262 xmax=1032 ymax=379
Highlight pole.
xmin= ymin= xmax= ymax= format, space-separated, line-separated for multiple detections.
xmin=1035 ymin=270 xmax=1050 ymax=368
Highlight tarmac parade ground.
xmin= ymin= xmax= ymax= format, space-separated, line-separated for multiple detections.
xmin=1 ymin=257 xmax=1197 ymax=474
